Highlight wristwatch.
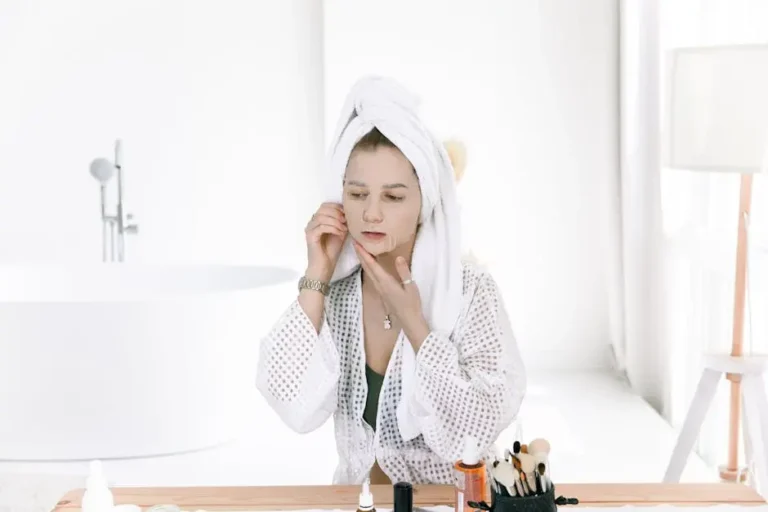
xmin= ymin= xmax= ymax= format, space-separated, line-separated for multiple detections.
xmin=298 ymin=275 xmax=331 ymax=296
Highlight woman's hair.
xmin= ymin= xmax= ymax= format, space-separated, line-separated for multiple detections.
xmin=351 ymin=128 xmax=417 ymax=178
xmin=351 ymin=127 xmax=397 ymax=153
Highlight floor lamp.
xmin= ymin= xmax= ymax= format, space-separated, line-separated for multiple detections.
xmin=662 ymin=44 xmax=768 ymax=487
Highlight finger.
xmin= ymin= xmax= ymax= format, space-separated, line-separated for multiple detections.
xmin=353 ymin=240 xmax=377 ymax=275
xmin=354 ymin=244 xmax=382 ymax=291
xmin=319 ymin=202 xmax=344 ymax=211
xmin=314 ymin=208 xmax=346 ymax=227
xmin=307 ymin=224 xmax=346 ymax=240
xmin=311 ymin=208 xmax=344 ymax=221
xmin=395 ymin=256 xmax=412 ymax=285
xmin=353 ymin=239 xmax=378 ymax=271
xmin=307 ymin=214 xmax=346 ymax=232
xmin=354 ymin=240 xmax=395 ymax=288
xmin=304 ymin=224 xmax=349 ymax=238
xmin=308 ymin=215 xmax=346 ymax=232
xmin=317 ymin=203 xmax=347 ymax=222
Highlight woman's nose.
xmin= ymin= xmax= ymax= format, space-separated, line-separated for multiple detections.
xmin=362 ymin=200 xmax=383 ymax=223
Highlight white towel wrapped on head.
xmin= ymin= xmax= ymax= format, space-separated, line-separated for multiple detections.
xmin=324 ymin=75 xmax=464 ymax=442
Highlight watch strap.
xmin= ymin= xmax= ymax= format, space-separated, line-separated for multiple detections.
xmin=298 ymin=275 xmax=331 ymax=296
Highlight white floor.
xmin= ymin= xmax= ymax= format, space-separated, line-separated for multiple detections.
xmin=0 ymin=369 xmax=715 ymax=490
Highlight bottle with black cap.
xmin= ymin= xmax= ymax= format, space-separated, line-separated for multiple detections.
xmin=393 ymin=481 xmax=413 ymax=512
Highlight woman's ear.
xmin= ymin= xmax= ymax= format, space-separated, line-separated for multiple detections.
xmin=443 ymin=139 xmax=467 ymax=182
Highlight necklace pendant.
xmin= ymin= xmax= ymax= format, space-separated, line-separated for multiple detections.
xmin=383 ymin=315 xmax=392 ymax=330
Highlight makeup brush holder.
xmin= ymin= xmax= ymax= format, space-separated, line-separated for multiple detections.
xmin=490 ymin=485 xmax=557 ymax=512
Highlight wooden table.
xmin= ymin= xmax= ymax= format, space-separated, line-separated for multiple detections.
xmin=54 ymin=483 xmax=765 ymax=510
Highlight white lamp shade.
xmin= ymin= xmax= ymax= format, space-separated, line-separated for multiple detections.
xmin=665 ymin=44 xmax=768 ymax=173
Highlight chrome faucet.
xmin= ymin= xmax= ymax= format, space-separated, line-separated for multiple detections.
xmin=89 ymin=139 xmax=139 ymax=262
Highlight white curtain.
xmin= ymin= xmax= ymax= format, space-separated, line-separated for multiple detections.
xmin=620 ymin=0 xmax=768 ymax=470
xmin=616 ymin=0 xmax=667 ymax=413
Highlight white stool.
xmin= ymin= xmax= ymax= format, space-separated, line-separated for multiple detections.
xmin=663 ymin=354 xmax=768 ymax=493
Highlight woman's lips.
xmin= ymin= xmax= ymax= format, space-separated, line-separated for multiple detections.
xmin=362 ymin=231 xmax=386 ymax=242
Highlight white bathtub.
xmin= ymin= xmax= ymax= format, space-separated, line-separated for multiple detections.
xmin=0 ymin=264 xmax=296 ymax=461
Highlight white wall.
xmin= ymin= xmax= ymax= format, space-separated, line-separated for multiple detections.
xmin=1 ymin=0 xmax=620 ymax=371
xmin=324 ymin=0 xmax=620 ymax=369
xmin=0 ymin=0 xmax=626 ymax=484
xmin=0 ymin=0 xmax=327 ymax=463
xmin=0 ymin=0 xmax=324 ymax=271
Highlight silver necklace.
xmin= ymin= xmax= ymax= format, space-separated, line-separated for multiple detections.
xmin=380 ymin=296 xmax=392 ymax=330
xmin=363 ymin=273 xmax=392 ymax=330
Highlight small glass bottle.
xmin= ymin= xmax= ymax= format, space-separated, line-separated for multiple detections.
xmin=358 ymin=478 xmax=376 ymax=512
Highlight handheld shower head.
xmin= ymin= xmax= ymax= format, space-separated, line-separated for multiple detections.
xmin=90 ymin=158 xmax=116 ymax=184
xmin=114 ymin=139 xmax=123 ymax=168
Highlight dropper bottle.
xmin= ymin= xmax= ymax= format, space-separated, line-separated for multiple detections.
xmin=82 ymin=460 xmax=115 ymax=512
xmin=357 ymin=477 xmax=376 ymax=512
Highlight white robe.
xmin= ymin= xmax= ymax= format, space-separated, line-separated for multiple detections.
xmin=256 ymin=261 xmax=527 ymax=484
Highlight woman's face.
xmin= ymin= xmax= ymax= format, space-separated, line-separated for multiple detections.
xmin=343 ymin=146 xmax=422 ymax=257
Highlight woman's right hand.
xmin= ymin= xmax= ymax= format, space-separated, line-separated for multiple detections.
xmin=304 ymin=202 xmax=348 ymax=281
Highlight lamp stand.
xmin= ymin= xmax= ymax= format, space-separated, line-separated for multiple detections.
xmin=720 ymin=172 xmax=754 ymax=482
xmin=663 ymin=174 xmax=768 ymax=490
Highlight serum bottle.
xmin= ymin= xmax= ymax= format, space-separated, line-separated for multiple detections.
xmin=454 ymin=436 xmax=487 ymax=512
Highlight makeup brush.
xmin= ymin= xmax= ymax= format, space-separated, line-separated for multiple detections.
xmin=517 ymin=453 xmax=537 ymax=493
xmin=529 ymin=438 xmax=551 ymax=456
xmin=491 ymin=459 xmax=508 ymax=495
xmin=513 ymin=468 xmax=525 ymax=497
xmin=504 ymin=448 xmax=514 ymax=463
xmin=520 ymin=444 xmax=529 ymax=454
xmin=491 ymin=458 xmax=518 ymax=497
xmin=534 ymin=469 xmax=542 ymax=494
xmin=491 ymin=442 xmax=506 ymax=463
xmin=513 ymin=441 xmax=521 ymax=454
xmin=537 ymin=462 xmax=548 ymax=493
xmin=532 ymin=451 xmax=551 ymax=489
xmin=490 ymin=474 xmax=503 ymax=496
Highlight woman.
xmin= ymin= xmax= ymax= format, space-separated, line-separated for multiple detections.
xmin=256 ymin=76 xmax=526 ymax=485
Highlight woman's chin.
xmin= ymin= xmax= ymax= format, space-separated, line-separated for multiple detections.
xmin=355 ymin=237 xmax=392 ymax=256
xmin=360 ymin=243 xmax=388 ymax=257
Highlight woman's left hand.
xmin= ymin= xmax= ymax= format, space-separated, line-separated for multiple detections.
xmin=353 ymin=240 xmax=431 ymax=348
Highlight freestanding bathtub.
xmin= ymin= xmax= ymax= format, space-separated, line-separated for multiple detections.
xmin=0 ymin=264 xmax=296 ymax=461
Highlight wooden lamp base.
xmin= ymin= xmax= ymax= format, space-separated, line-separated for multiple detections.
xmin=719 ymin=465 xmax=749 ymax=483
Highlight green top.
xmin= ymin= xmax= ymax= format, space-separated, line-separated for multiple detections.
xmin=363 ymin=364 xmax=385 ymax=431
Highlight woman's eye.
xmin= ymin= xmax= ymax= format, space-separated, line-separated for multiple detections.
xmin=348 ymin=191 xmax=366 ymax=199
xmin=386 ymin=194 xmax=404 ymax=202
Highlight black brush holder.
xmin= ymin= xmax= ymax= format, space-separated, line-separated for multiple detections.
xmin=492 ymin=484 xmax=557 ymax=512
xmin=468 ymin=484 xmax=574 ymax=512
